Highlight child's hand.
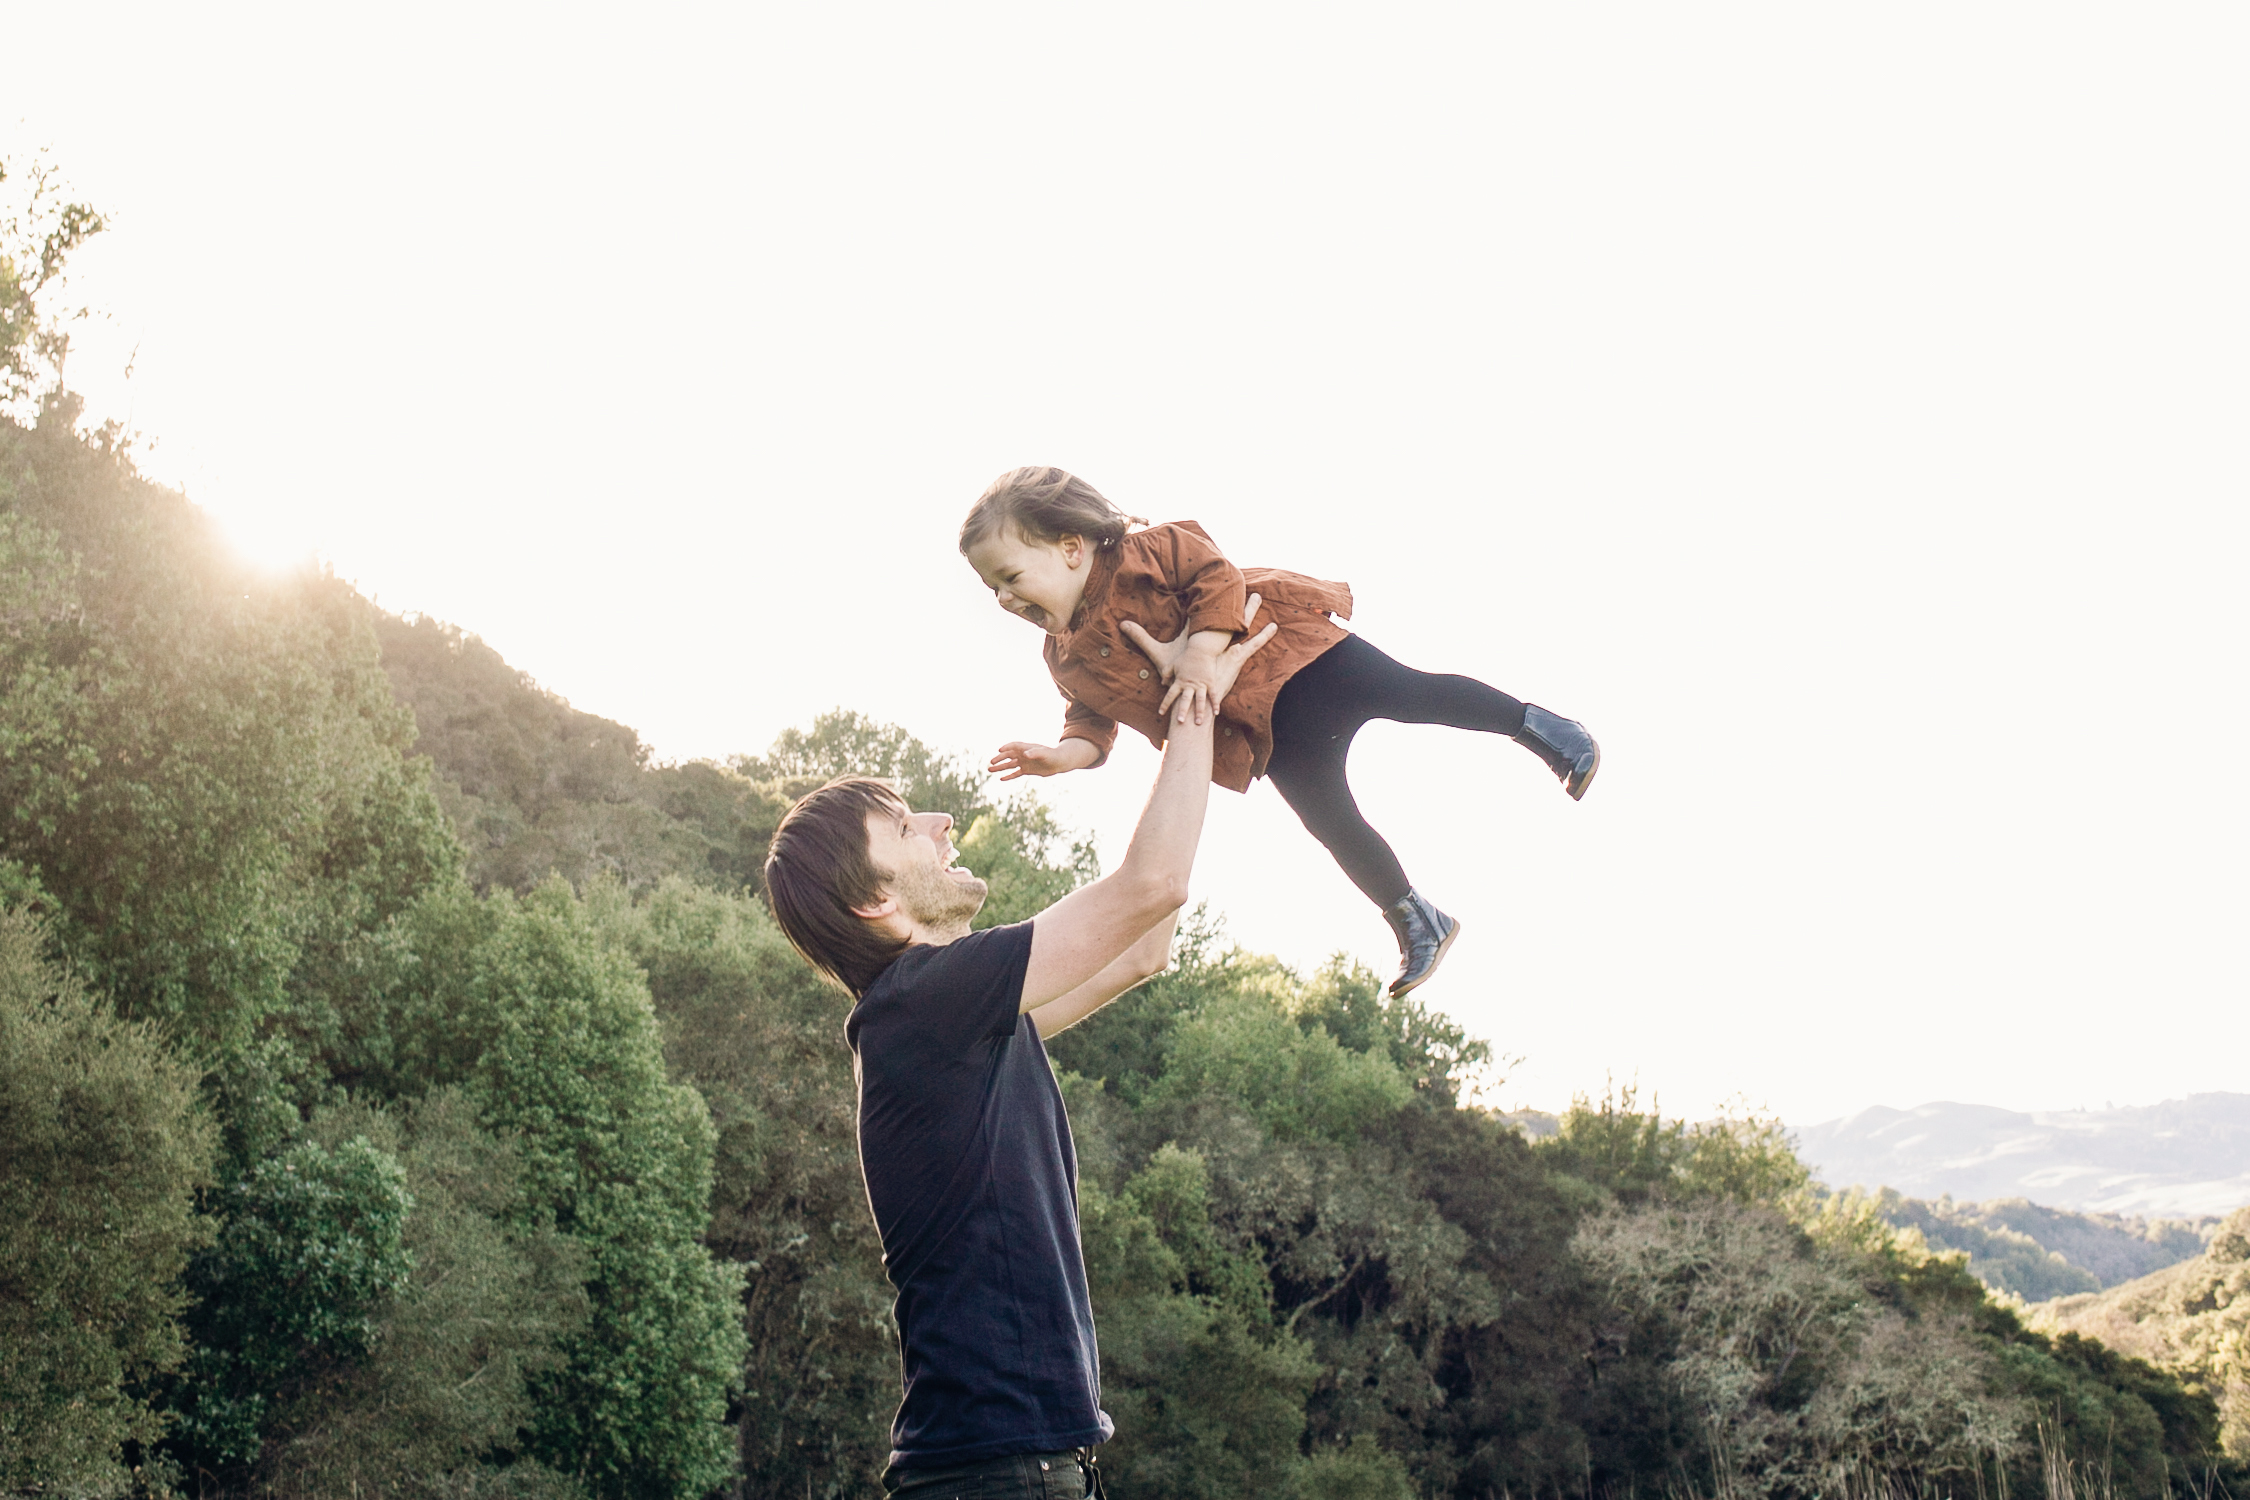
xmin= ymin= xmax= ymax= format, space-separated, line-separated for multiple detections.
xmin=989 ymin=739 xmax=1102 ymax=781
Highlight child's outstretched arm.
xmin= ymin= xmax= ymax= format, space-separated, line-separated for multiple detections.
xmin=992 ymin=686 xmax=1118 ymax=780
xmin=990 ymin=737 xmax=1105 ymax=781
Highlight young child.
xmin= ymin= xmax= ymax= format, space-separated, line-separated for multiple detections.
xmin=960 ymin=466 xmax=1600 ymax=997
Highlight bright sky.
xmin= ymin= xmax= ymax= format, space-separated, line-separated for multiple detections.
xmin=12 ymin=4 xmax=2246 ymax=1130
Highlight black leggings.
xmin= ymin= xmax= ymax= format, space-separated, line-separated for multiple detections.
xmin=1265 ymin=633 xmax=1526 ymax=909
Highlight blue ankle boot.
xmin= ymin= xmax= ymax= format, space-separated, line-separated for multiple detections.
xmin=1516 ymin=705 xmax=1600 ymax=800
xmin=1382 ymin=889 xmax=1460 ymax=997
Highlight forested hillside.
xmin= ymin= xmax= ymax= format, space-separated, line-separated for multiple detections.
xmin=2033 ymin=1208 xmax=2250 ymax=1463
xmin=371 ymin=612 xmax=1094 ymax=924
xmin=1500 ymin=1117 xmax=2219 ymax=1303
xmin=4 ymin=170 xmax=2245 ymax=1499
xmin=1877 ymin=1195 xmax=2215 ymax=1302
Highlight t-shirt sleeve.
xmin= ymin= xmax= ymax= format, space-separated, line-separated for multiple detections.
xmin=1156 ymin=521 xmax=1250 ymax=638
xmin=904 ymin=921 xmax=1036 ymax=1042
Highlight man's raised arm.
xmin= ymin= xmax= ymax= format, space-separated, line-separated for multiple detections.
xmin=1017 ymin=602 xmax=1273 ymax=1013
xmin=1018 ymin=712 xmax=1210 ymax=1013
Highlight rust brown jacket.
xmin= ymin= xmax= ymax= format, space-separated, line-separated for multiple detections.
xmin=1043 ymin=521 xmax=1353 ymax=793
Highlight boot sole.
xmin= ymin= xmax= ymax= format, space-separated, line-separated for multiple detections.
xmin=1566 ymin=745 xmax=1600 ymax=801
xmin=1391 ymin=918 xmax=1462 ymax=998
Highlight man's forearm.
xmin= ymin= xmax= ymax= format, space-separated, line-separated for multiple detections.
xmin=1115 ymin=714 xmax=1214 ymax=905
xmin=1016 ymin=714 xmax=1210 ymax=1012
xmin=1029 ymin=911 xmax=1178 ymax=1039
xmin=1017 ymin=608 xmax=1266 ymax=1015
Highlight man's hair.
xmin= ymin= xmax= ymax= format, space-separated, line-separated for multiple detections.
xmin=765 ymin=776 xmax=912 ymax=997
xmin=959 ymin=466 xmax=1149 ymax=556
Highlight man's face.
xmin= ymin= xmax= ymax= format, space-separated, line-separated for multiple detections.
xmin=865 ymin=805 xmax=987 ymax=928
xmin=963 ymin=527 xmax=1088 ymax=635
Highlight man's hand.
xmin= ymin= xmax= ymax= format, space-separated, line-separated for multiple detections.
xmin=1159 ymin=638 xmax=1229 ymax=722
xmin=989 ymin=738 xmax=1103 ymax=781
xmin=1120 ymin=593 xmax=1276 ymax=725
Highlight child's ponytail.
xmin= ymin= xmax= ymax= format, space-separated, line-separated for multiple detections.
xmin=959 ymin=467 xmax=1149 ymax=555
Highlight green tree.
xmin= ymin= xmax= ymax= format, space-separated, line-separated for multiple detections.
xmin=1151 ymin=989 xmax=1413 ymax=1146
xmin=734 ymin=709 xmax=1097 ymax=925
xmin=168 ymin=1135 xmax=416 ymax=1477
xmin=431 ymin=879 xmax=747 ymax=1500
xmin=1541 ymin=1087 xmax=2231 ymax=1500
xmin=955 ymin=799 xmax=1100 ymax=926
xmin=1289 ymin=956 xmax=1492 ymax=1104
xmin=0 ymin=907 xmax=217 ymax=1497
xmin=1574 ymin=1199 xmax=2029 ymax=1496
xmin=1042 ymin=903 xmax=1235 ymax=1103
xmin=1 ymin=147 xmax=106 ymax=414
xmin=1055 ymin=932 xmax=1514 ymax=1498
xmin=1078 ymin=1155 xmax=1324 ymax=1500
xmin=0 ymin=411 xmax=459 ymax=1053
xmin=736 ymin=709 xmax=993 ymax=818
xmin=1539 ymin=1077 xmax=1692 ymax=1204
xmin=1371 ymin=1104 xmax=1594 ymax=1499
xmin=251 ymin=1090 xmax=592 ymax=1500
xmin=1676 ymin=1100 xmax=1816 ymax=1210
xmin=590 ymin=875 xmax=894 ymax=1500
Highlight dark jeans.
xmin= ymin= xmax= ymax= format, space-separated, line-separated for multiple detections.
xmin=881 ymin=1448 xmax=1093 ymax=1499
xmin=1267 ymin=632 xmax=1527 ymax=909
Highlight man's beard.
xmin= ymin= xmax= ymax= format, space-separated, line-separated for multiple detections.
xmin=893 ymin=860 xmax=987 ymax=930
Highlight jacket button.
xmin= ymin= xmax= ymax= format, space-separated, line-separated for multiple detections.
xmin=1040 ymin=1461 xmax=1051 ymax=1471
xmin=1099 ymin=646 xmax=1111 ymax=657
xmin=1138 ymin=668 xmax=1150 ymax=679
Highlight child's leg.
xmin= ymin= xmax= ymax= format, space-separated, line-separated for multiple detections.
xmin=1264 ymin=633 xmax=1585 ymax=996
xmin=1266 ymin=632 xmax=1519 ymax=907
xmin=1264 ymin=718 xmax=1413 ymax=909
xmin=1306 ymin=631 xmax=1528 ymax=738
xmin=1281 ymin=632 xmax=1599 ymax=801
xmin=1266 ymin=648 xmax=1459 ymax=995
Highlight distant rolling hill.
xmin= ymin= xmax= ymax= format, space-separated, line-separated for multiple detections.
xmin=1872 ymin=1192 xmax=2213 ymax=1300
xmin=1795 ymin=1093 xmax=2250 ymax=1218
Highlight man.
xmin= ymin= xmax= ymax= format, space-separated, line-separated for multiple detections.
xmin=763 ymin=606 xmax=1273 ymax=1498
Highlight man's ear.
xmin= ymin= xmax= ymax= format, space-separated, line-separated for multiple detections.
xmin=850 ymin=894 xmax=900 ymax=922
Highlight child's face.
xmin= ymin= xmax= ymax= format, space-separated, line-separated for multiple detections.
xmin=963 ymin=527 xmax=1091 ymax=634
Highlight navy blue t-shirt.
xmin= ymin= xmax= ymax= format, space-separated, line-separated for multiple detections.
xmin=845 ymin=921 xmax=1113 ymax=1469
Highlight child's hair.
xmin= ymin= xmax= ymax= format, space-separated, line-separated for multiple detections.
xmin=959 ymin=467 xmax=1148 ymax=555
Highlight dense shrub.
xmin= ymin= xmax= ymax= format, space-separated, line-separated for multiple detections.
xmin=0 ymin=908 xmax=216 ymax=1496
